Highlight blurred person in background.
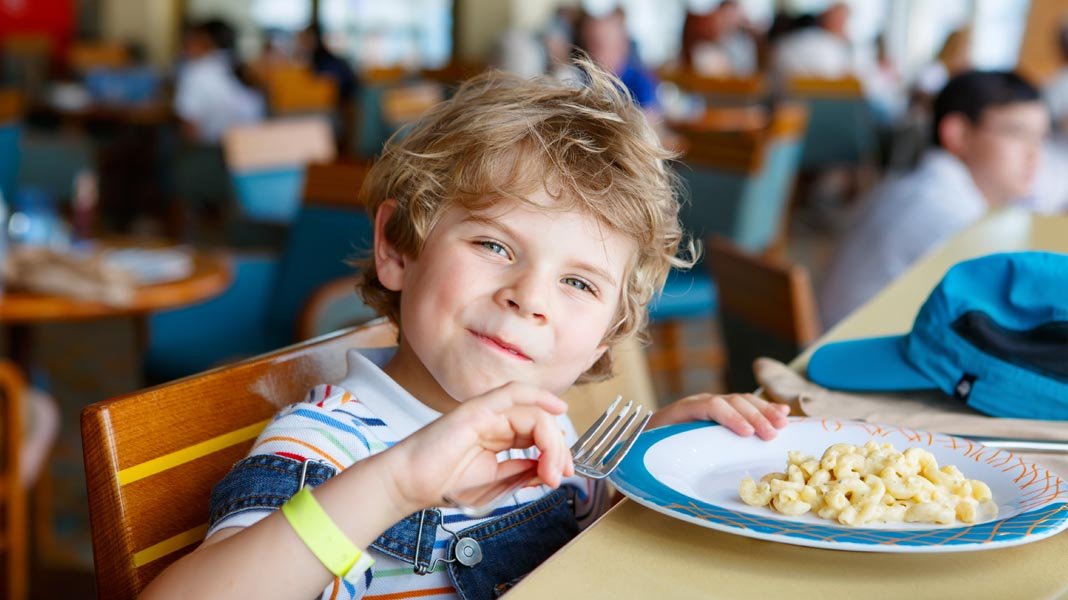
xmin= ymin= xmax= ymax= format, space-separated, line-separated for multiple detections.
xmin=679 ymin=1 xmax=758 ymax=77
xmin=296 ymin=24 xmax=359 ymax=106
xmin=174 ymin=19 xmax=265 ymax=143
xmin=296 ymin=24 xmax=359 ymax=152
xmin=574 ymin=8 xmax=659 ymax=113
xmin=771 ymin=2 xmax=853 ymax=78
xmin=820 ymin=71 xmax=1048 ymax=326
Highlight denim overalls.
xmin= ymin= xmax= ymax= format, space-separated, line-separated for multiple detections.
xmin=209 ymin=454 xmax=579 ymax=600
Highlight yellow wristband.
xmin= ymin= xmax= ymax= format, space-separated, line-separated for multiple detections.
xmin=281 ymin=487 xmax=372 ymax=578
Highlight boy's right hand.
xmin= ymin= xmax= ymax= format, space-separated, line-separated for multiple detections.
xmin=381 ymin=382 xmax=575 ymax=515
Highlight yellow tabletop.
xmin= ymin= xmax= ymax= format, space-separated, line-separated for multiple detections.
xmin=507 ymin=209 xmax=1068 ymax=600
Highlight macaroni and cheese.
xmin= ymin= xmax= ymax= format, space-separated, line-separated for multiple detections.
xmin=739 ymin=441 xmax=997 ymax=526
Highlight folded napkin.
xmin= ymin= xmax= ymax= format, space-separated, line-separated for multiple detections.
xmin=754 ymin=357 xmax=1068 ymax=478
xmin=3 ymin=246 xmax=135 ymax=306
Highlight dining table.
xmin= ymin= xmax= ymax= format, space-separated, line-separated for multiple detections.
xmin=1 ymin=246 xmax=232 ymax=369
xmin=506 ymin=208 xmax=1068 ymax=600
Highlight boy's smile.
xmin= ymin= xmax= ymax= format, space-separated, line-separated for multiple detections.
xmin=376 ymin=189 xmax=637 ymax=413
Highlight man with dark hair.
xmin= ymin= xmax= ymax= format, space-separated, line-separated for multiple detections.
xmin=820 ymin=71 xmax=1048 ymax=326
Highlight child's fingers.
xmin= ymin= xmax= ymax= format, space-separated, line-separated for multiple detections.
xmin=706 ymin=396 xmax=755 ymax=437
xmin=760 ymin=398 xmax=790 ymax=427
xmin=727 ymin=395 xmax=778 ymax=440
xmin=477 ymin=381 xmax=568 ymax=415
xmin=529 ymin=409 xmax=572 ymax=488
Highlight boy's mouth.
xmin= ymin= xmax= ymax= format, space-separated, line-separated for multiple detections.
xmin=469 ymin=330 xmax=533 ymax=362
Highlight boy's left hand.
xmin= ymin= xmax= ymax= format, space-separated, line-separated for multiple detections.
xmin=647 ymin=393 xmax=790 ymax=440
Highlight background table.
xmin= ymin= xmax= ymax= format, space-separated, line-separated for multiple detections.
xmin=0 ymin=251 xmax=230 ymax=324
xmin=507 ymin=208 xmax=1068 ymax=600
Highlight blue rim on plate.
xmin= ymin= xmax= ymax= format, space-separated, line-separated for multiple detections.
xmin=610 ymin=420 xmax=1068 ymax=552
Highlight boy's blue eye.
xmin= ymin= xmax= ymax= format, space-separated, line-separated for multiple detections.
xmin=563 ymin=277 xmax=596 ymax=295
xmin=478 ymin=240 xmax=510 ymax=257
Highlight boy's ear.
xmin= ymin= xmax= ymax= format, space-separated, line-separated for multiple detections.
xmin=938 ymin=113 xmax=971 ymax=157
xmin=374 ymin=199 xmax=406 ymax=292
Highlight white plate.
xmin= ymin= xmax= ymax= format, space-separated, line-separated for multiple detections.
xmin=610 ymin=418 xmax=1068 ymax=552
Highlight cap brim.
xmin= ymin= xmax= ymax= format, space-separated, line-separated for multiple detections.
xmin=807 ymin=335 xmax=937 ymax=392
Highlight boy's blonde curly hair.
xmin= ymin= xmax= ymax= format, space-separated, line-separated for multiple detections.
xmin=358 ymin=59 xmax=695 ymax=382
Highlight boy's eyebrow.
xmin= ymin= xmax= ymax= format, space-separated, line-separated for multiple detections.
xmin=461 ymin=213 xmax=620 ymax=287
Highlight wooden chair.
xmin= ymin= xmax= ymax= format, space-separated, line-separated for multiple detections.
xmin=0 ymin=89 xmax=24 ymax=204
xmin=1 ymin=361 xmax=28 ymax=600
xmin=658 ymin=70 xmax=766 ymax=106
xmin=786 ymin=76 xmax=878 ymax=170
xmin=705 ymin=236 xmax=821 ymax=392
xmin=221 ymin=117 xmax=337 ymax=223
xmin=648 ymin=104 xmax=808 ymax=394
xmin=67 ymin=41 xmax=130 ymax=73
xmin=85 ymin=316 xmax=653 ymax=599
xmin=85 ymin=320 xmax=398 ymax=599
xmin=263 ymin=65 xmax=339 ymax=115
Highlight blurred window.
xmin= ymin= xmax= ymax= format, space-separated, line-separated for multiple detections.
xmin=250 ymin=0 xmax=452 ymax=70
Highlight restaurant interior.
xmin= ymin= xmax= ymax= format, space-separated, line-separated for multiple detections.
xmin=1 ymin=0 xmax=1067 ymax=598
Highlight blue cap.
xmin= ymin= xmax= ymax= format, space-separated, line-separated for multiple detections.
xmin=808 ymin=252 xmax=1068 ymax=420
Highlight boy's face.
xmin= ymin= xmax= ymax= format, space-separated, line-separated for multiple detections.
xmin=376 ymin=190 xmax=636 ymax=412
xmin=950 ymin=102 xmax=1049 ymax=205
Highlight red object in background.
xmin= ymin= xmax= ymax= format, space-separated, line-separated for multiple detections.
xmin=0 ymin=0 xmax=75 ymax=62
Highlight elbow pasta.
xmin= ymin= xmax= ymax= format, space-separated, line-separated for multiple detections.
xmin=738 ymin=441 xmax=997 ymax=526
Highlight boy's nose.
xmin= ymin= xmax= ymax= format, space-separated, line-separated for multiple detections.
xmin=497 ymin=272 xmax=549 ymax=322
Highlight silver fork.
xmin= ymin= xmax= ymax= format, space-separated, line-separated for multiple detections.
xmin=447 ymin=395 xmax=653 ymax=518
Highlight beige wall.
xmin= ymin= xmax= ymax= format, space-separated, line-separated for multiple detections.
xmin=455 ymin=0 xmax=576 ymax=63
xmin=100 ymin=0 xmax=181 ymax=68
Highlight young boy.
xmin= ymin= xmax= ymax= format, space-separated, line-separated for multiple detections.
xmin=144 ymin=60 xmax=789 ymax=600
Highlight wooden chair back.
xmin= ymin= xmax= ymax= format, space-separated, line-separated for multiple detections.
xmin=785 ymin=76 xmax=877 ymax=169
xmin=0 ymin=361 xmax=27 ymax=600
xmin=380 ymin=82 xmax=444 ymax=128
xmin=68 ymin=41 xmax=130 ymax=72
xmin=82 ymin=320 xmax=398 ymax=599
xmin=786 ymin=76 xmax=864 ymax=97
xmin=264 ymin=65 xmax=339 ymax=114
xmin=659 ymin=70 xmax=766 ymax=105
xmin=0 ymin=90 xmax=24 ymax=124
xmin=301 ymin=160 xmax=372 ymax=209
xmin=705 ymin=236 xmax=821 ymax=391
xmin=678 ymin=103 xmax=807 ymax=253
xmin=222 ymin=116 xmax=336 ymax=173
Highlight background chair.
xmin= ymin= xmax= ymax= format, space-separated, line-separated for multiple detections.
xmin=67 ymin=41 xmax=130 ymax=74
xmin=298 ymin=276 xmax=378 ymax=340
xmin=648 ymin=104 xmax=808 ymax=394
xmin=0 ymin=90 xmax=23 ymax=203
xmin=145 ymin=161 xmax=375 ymax=382
xmin=658 ymin=70 xmax=766 ymax=107
xmin=221 ymin=117 xmax=336 ymax=223
xmin=787 ymin=76 xmax=878 ymax=171
xmin=0 ymin=360 xmax=59 ymax=600
xmin=85 ymin=317 xmax=652 ymax=599
xmin=263 ymin=64 xmax=339 ymax=117
xmin=1 ymin=361 xmax=28 ymax=600
xmin=705 ymin=236 xmax=821 ymax=391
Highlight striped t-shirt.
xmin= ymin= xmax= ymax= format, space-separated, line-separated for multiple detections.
xmin=208 ymin=347 xmax=608 ymax=600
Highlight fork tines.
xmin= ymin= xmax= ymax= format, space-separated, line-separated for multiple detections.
xmin=572 ymin=395 xmax=652 ymax=479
